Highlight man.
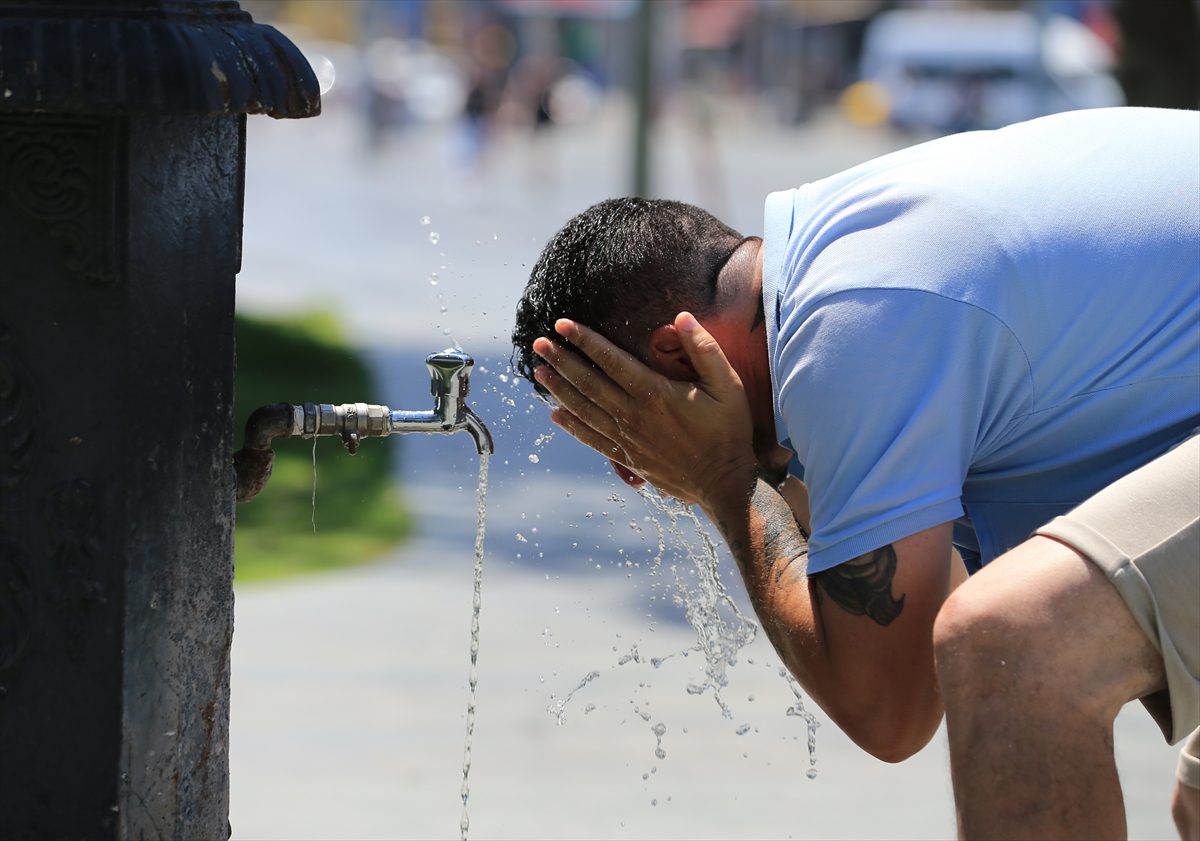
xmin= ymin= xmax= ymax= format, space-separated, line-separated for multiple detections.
xmin=511 ymin=107 xmax=1199 ymax=839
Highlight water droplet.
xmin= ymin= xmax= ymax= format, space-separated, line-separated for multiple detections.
xmin=806 ymin=768 xmax=818 ymax=780
xmin=652 ymin=723 xmax=666 ymax=737
xmin=528 ymin=454 xmax=540 ymax=464
xmin=420 ymin=215 xmax=432 ymax=225
xmin=429 ymin=231 xmax=441 ymax=245
xmin=429 ymin=272 xmax=439 ymax=285
xmin=651 ymin=798 xmax=658 ymax=807
xmin=515 ymin=533 xmax=528 ymax=543
xmin=654 ymin=747 xmax=666 ymax=759
xmin=735 ymin=723 xmax=752 ymax=736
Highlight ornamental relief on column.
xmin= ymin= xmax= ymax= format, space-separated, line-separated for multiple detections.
xmin=0 ymin=117 xmax=117 ymax=286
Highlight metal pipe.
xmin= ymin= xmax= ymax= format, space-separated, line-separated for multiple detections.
xmin=233 ymin=349 xmax=493 ymax=503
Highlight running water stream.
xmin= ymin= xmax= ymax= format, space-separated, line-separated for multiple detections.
xmin=459 ymin=451 xmax=490 ymax=840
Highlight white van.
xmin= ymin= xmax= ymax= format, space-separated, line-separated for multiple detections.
xmin=859 ymin=8 xmax=1124 ymax=133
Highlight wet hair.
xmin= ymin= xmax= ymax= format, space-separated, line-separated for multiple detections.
xmin=510 ymin=197 xmax=743 ymax=388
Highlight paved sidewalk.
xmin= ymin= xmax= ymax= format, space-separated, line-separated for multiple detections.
xmin=229 ymin=490 xmax=1182 ymax=840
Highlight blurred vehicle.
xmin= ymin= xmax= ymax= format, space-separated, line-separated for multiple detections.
xmin=858 ymin=8 xmax=1124 ymax=133
xmin=366 ymin=38 xmax=469 ymax=125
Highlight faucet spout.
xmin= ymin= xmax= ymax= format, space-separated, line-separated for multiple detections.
xmin=387 ymin=350 xmax=493 ymax=452
xmin=462 ymin=408 xmax=494 ymax=455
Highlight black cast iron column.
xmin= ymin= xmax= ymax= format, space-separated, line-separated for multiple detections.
xmin=0 ymin=1 xmax=319 ymax=837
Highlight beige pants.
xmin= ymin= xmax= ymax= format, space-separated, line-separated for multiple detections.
xmin=1037 ymin=434 xmax=1200 ymax=788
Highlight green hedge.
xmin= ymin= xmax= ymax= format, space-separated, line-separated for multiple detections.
xmin=233 ymin=311 xmax=410 ymax=582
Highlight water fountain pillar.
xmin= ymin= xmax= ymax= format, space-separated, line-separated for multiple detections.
xmin=0 ymin=2 xmax=319 ymax=836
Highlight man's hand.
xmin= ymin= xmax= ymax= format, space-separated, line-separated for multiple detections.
xmin=531 ymin=313 xmax=757 ymax=507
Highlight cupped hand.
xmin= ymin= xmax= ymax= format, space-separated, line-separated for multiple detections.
xmin=531 ymin=312 xmax=758 ymax=508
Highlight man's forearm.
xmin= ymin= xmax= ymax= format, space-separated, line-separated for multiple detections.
xmin=709 ymin=468 xmax=809 ymax=597
xmin=701 ymin=465 xmax=830 ymax=690
xmin=702 ymin=466 xmax=951 ymax=761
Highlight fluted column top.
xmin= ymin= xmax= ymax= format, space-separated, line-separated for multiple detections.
xmin=0 ymin=0 xmax=320 ymax=118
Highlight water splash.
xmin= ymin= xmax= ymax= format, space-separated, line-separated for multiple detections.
xmin=459 ymin=453 xmax=490 ymax=841
xmin=547 ymin=669 xmax=601 ymax=726
xmin=616 ymin=644 xmax=642 ymax=666
xmin=543 ymin=483 xmax=821 ymax=779
xmin=652 ymin=722 xmax=667 ymax=759
xmin=780 ymin=666 xmax=821 ymax=778
xmin=639 ymin=489 xmax=757 ymax=718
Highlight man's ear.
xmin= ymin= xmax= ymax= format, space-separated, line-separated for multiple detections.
xmin=647 ymin=324 xmax=698 ymax=380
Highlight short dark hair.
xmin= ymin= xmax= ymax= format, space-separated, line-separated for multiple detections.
xmin=511 ymin=197 xmax=743 ymax=386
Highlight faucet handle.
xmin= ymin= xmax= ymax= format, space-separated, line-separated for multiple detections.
xmin=425 ymin=350 xmax=474 ymax=403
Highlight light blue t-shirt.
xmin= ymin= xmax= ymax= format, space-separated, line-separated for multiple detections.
xmin=762 ymin=107 xmax=1200 ymax=574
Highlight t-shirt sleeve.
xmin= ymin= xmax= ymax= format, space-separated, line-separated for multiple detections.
xmin=776 ymin=288 xmax=1023 ymax=572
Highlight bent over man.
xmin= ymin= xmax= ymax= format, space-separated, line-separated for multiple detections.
xmin=511 ymin=107 xmax=1200 ymax=840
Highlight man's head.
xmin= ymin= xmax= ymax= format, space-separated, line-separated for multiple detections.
xmin=511 ymin=197 xmax=790 ymax=480
xmin=511 ymin=197 xmax=745 ymax=386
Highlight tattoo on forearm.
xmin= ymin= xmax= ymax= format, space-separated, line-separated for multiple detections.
xmin=814 ymin=545 xmax=905 ymax=626
xmin=722 ymin=474 xmax=810 ymax=587
xmin=760 ymin=495 xmax=808 ymax=583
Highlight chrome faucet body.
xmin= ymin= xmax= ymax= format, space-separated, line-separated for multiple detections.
xmin=234 ymin=349 xmax=493 ymax=503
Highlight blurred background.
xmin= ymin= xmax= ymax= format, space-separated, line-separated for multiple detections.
xmin=227 ymin=1 xmax=1199 ymax=838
